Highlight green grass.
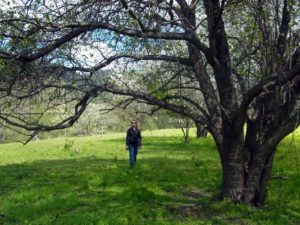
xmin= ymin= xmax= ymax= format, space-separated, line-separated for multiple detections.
xmin=0 ymin=128 xmax=299 ymax=225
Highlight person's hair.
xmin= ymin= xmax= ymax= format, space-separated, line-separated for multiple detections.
xmin=131 ymin=119 xmax=137 ymax=124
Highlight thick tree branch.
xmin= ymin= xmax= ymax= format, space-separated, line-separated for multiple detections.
xmin=51 ymin=22 xmax=210 ymax=55
xmin=257 ymin=111 xmax=300 ymax=164
xmin=240 ymin=61 xmax=300 ymax=117
xmin=101 ymin=84 xmax=208 ymax=125
xmin=163 ymin=94 xmax=210 ymax=120
xmin=60 ymin=54 xmax=192 ymax=72
xmin=203 ymin=0 xmax=237 ymax=125
xmin=0 ymin=86 xmax=99 ymax=141
xmin=276 ymin=0 xmax=291 ymax=58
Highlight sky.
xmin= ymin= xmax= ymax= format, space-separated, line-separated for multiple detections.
xmin=73 ymin=42 xmax=115 ymax=68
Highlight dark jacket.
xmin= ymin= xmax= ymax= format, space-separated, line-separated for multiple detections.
xmin=126 ymin=127 xmax=142 ymax=146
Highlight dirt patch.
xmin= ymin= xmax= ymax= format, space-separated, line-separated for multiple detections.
xmin=167 ymin=204 xmax=207 ymax=220
xmin=183 ymin=188 xmax=213 ymax=199
xmin=184 ymin=190 xmax=201 ymax=198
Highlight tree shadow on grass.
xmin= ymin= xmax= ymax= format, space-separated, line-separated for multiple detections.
xmin=100 ymin=136 xmax=215 ymax=156
xmin=0 ymin=155 xmax=222 ymax=225
xmin=100 ymin=136 xmax=183 ymax=146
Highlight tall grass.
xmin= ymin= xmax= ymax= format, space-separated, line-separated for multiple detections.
xmin=0 ymin=128 xmax=299 ymax=225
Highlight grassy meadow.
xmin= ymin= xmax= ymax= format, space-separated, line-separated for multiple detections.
xmin=0 ymin=128 xmax=299 ymax=225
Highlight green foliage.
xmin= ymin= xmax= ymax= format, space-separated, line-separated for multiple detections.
xmin=0 ymin=129 xmax=299 ymax=224
xmin=0 ymin=98 xmax=185 ymax=143
xmin=62 ymin=138 xmax=81 ymax=156
xmin=63 ymin=139 xmax=75 ymax=152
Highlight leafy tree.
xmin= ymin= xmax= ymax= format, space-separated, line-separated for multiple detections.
xmin=0 ymin=0 xmax=299 ymax=205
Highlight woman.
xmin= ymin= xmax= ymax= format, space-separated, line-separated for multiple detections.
xmin=125 ymin=119 xmax=142 ymax=167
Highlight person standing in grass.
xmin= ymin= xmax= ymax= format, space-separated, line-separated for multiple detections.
xmin=126 ymin=119 xmax=142 ymax=167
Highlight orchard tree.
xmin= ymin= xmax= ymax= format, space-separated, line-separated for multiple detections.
xmin=0 ymin=0 xmax=299 ymax=205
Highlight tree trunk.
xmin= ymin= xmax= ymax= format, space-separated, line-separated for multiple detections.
xmin=221 ymin=161 xmax=245 ymax=202
xmin=180 ymin=117 xmax=190 ymax=144
xmin=220 ymin=138 xmax=277 ymax=205
xmin=219 ymin=133 xmax=246 ymax=202
xmin=216 ymin=118 xmax=282 ymax=206
xmin=221 ymin=150 xmax=276 ymax=205
xmin=243 ymin=150 xmax=275 ymax=205
xmin=195 ymin=122 xmax=208 ymax=138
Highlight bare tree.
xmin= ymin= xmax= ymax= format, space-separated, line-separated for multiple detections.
xmin=0 ymin=0 xmax=299 ymax=205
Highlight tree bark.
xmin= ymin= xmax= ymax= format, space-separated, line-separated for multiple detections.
xmin=244 ymin=150 xmax=275 ymax=205
xmin=219 ymin=133 xmax=246 ymax=202
xmin=195 ymin=122 xmax=208 ymax=138
xmin=220 ymin=133 xmax=277 ymax=206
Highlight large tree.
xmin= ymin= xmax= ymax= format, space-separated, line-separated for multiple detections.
xmin=0 ymin=0 xmax=299 ymax=205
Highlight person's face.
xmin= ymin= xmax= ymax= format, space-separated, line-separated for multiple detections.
xmin=131 ymin=121 xmax=137 ymax=128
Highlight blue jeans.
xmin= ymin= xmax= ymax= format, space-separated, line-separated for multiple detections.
xmin=128 ymin=144 xmax=139 ymax=166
